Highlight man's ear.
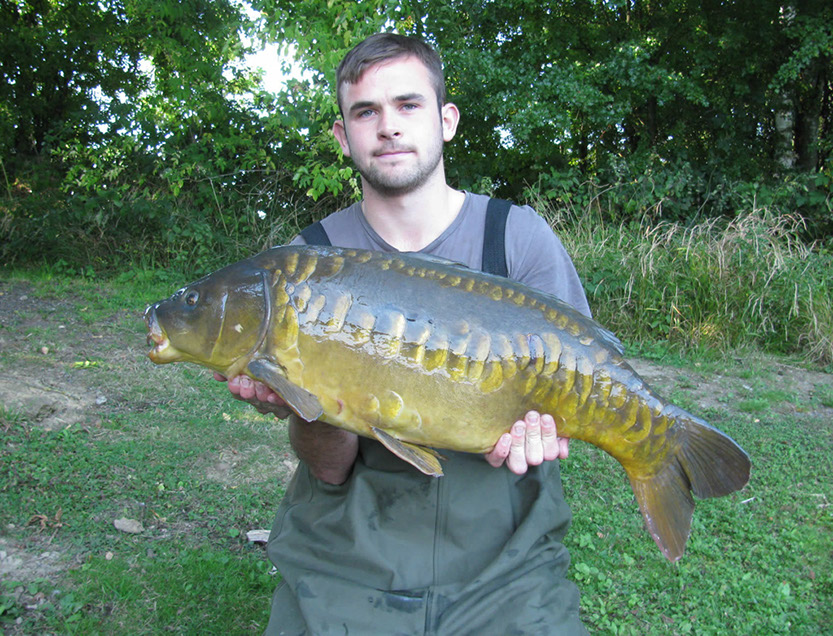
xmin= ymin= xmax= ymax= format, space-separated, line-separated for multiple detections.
xmin=332 ymin=120 xmax=351 ymax=157
xmin=441 ymin=102 xmax=460 ymax=142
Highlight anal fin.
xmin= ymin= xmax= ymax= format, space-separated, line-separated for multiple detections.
xmin=246 ymin=358 xmax=323 ymax=422
xmin=371 ymin=427 xmax=444 ymax=477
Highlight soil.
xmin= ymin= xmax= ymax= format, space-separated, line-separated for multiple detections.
xmin=1 ymin=279 xmax=832 ymax=593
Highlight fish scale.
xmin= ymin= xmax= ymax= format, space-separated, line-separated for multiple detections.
xmin=145 ymin=244 xmax=751 ymax=562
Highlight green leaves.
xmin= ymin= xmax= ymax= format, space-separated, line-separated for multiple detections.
xmin=2 ymin=0 xmax=831 ymax=276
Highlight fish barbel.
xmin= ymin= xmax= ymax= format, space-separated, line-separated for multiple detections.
xmin=145 ymin=245 xmax=750 ymax=561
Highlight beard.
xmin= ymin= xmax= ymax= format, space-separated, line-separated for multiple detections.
xmin=354 ymin=135 xmax=445 ymax=197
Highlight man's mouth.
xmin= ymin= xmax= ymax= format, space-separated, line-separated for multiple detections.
xmin=374 ymin=146 xmax=414 ymax=158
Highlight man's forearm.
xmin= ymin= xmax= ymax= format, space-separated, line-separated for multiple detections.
xmin=288 ymin=415 xmax=359 ymax=485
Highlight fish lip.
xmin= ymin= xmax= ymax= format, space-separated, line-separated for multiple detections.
xmin=144 ymin=305 xmax=169 ymax=361
xmin=147 ymin=330 xmax=167 ymax=354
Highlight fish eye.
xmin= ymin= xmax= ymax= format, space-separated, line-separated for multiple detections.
xmin=185 ymin=290 xmax=199 ymax=306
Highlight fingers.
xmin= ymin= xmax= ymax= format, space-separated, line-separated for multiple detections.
xmin=486 ymin=411 xmax=569 ymax=474
xmin=522 ymin=412 xmax=544 ymax=466
xmin=254 ymin=379 xmax=278 ymax=404
xmin=225 ymin=375 xmax=246 ymax=398
xmin=540 ymin=413 xmax=562 ymax=461
xmin=228 ymin=375 xmax=268 ymax=401
xmin=223 ymin=375 xmax=289 ymax=411
xmin=505 ymin=419 xmax=529 ymax=474
xmin=558 ymin=436 xmax=570 ymax=460
xmin=484 ymin=432 xmax=512 ymax=468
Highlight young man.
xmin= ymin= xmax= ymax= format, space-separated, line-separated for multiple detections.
xmin=223 ymin=33 xmax=591 ymax=634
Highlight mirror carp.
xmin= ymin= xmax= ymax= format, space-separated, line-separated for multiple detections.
xmin=145 ymin=245 xmax=751 ymax=562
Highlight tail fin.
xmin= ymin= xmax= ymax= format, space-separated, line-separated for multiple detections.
xmin=627 ymin=412 xmax=751 ymax=562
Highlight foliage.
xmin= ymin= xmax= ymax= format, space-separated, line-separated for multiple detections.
xmin=1 ymin=0 xmax=351 ymax=273
xmin=400 ymin=1 xmax=829 ymax=202
xmin=4 ymin=0 xmax=832 ymax=275
xmin=1 ymin=0 xmax=142 ymax=166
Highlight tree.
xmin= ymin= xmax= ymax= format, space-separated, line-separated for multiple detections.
xmin=3 ymin=0 xmax=832 ymax=271
xmin=260 ymin=0 xmax=830 ymax=204
xmin=770 ymin=3 xmax=832 ymax=173
xmin=0 ymin=0 xmax=143 ymax=179
xmin=1 ymin=0 xmax=296 ymax=268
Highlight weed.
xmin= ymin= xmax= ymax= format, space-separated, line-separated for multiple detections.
xmin=816 ymin=385 xmax=833 ymax=408
xmin=0 ymin=406 xmax=26 ymax=431
xmin=738 ymin=398 xmax=770 ymax=413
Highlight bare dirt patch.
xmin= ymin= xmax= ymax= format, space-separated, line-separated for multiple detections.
xmin=203 ymin=442 xmax=299 ymax=487
xmin=0 ymin=282 xmax=110 ymax=430
xmin=0 ymin=538 xmax=65 ymax=584
xmin=629 ymin=356 xmax=833 ymax=420
xmin=0 ymin=374 xmax=100 ymax=431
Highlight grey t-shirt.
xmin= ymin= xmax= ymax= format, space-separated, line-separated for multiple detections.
xmin=292 ymin=191 xmax=592 ymax=317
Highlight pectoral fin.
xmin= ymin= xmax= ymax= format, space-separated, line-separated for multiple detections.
xmin=246 ymin=359 xmax=323 ymax=422
xmin=371 ymin=427 xmax=444 ymax=477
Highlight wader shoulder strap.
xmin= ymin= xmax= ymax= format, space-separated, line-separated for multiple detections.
xmin=482 ymin=198 xmax=511 ymax=278
xmin=299 ymin=221 xmax=332 ymax=246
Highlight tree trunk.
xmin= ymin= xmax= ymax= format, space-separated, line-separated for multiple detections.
xmin=774 ymin=91 xmax=797 ymax=171
xmin=795 ymin=56 xmax=826 ymax=172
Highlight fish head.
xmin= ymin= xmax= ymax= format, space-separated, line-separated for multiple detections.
xmin=145 ymin=259 xmax=271 ymax=375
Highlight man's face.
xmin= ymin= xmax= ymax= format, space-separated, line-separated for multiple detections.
xmin=333 ymin=56 xmax=459 ymax=197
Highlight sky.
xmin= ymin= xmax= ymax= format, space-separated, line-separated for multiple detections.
xmin=246 ymin=44 xmax=314 ymax=93
xmin=246 ymin=43 xmax=292 ymax=94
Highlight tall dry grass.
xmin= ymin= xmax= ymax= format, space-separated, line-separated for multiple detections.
xmin=536 ymin=198 xmax=832 ymax=366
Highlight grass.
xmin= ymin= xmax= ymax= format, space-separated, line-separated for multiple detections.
xmin=562 ymin=354 xmax=833 ymax=634
xmin=540 ymin=204 xmax=833 ymax=367
xmin=0 ymin=271 xmax=291 ymax=633
xmin=1 ymin=265 xmax=832 ymax=634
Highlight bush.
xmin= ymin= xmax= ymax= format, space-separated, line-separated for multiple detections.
xmin=1 ymin=166 xmax=344 ymax=278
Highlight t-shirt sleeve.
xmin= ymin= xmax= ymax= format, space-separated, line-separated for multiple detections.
xmin=504 ymin=206 xmax=592 ymax=318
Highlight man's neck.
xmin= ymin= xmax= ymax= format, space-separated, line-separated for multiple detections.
xmin=360 ymin=180 xmax=466 ymax=252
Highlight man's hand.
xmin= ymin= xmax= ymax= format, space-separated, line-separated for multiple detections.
xmin=213 ymin=372 xmax=292 ymax=418
xmin=484 ymin=411 xmax=569 ymax=475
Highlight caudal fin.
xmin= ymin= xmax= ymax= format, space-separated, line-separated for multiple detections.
xmin=627 ymin=412 xmax=751 ymax=562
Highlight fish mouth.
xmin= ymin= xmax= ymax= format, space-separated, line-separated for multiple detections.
xmin=144 ymin=304 xmax=173 ymax=363
xmin=146 ymin=331 xmax=169 ymax=362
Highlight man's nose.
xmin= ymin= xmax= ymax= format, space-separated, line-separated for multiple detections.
xmin=377 ymin=110 xmax=402 ymax=139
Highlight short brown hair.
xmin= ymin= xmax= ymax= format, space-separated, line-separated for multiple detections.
xmin=335 ymin=33 xmax=446 ymax=115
